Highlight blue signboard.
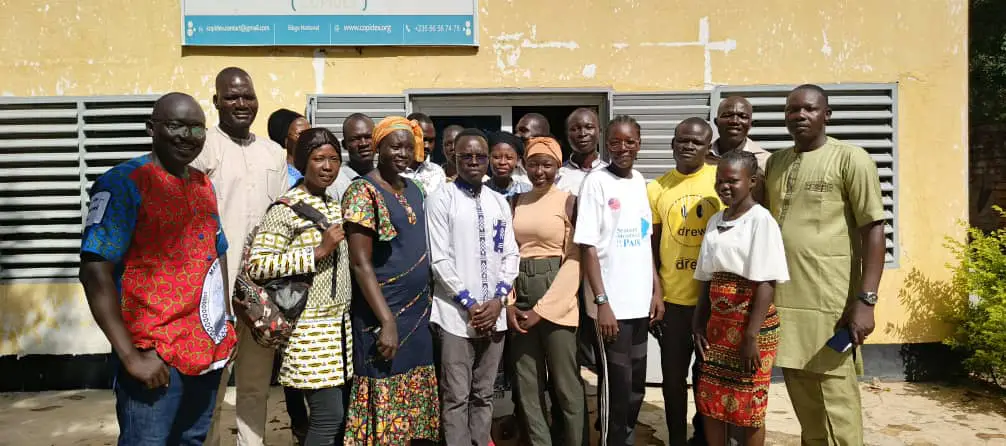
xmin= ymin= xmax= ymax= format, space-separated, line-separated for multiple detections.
xmin=182 ymin=0 xmax=478 ymax=47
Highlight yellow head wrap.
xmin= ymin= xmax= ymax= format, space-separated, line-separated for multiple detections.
xmin=373 ymin=116 xmax=425 ymax=163
xmin=525 ymin=136 xmax=563 ymax=163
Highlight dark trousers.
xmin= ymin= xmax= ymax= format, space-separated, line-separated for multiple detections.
xmin=303 ymin=385 xmax=348 ymax=446
xmin=285 ymin=386 xmax=309 ymax=441
xmin=660 ymin=303 xmax=705 ymax=446
xmin=114 ymin=365 xmax=222 ymax=446
xmin=594 ymin=317 xmax=649 ymax=446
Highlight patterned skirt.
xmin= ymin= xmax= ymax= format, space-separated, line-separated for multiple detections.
xmin=696 ymin=272 xmax=781 ymax=428
xmin=343 ymin=364 xmax=440 ymax=445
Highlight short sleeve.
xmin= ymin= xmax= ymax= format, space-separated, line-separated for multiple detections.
xmin=341 ymin=179 xmax=397 ymax=241
xmin=573 ymin=175 xmax=604 ymax=247
xmin=744 ymin=209 xmax=790 ymax=283
xmin=844 ymin=147 xmax=886 ymax=227
xmin=646 ymin=180 xmax=663 ymax=225
xmin=693 ymin=215 xmax=719 ymax=282
xmin=80 ymin=170 xmax=140 ymax=263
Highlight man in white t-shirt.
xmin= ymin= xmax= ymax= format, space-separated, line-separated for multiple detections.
xmin=575 ymin=115 xmax=664 ymax=446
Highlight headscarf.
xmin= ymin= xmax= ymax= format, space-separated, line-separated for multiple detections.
xmin=487 ymin=131 xmax=525 ymax=158
xmin=525 ymin=136 xmax=563 ymax=162
xmin=373 ymin=116 xmax=425 ymax=163
xmin=293 ymin=127 xmax=340 ymax=176
xmin=267 ymin=108 xmax=303 ymax=147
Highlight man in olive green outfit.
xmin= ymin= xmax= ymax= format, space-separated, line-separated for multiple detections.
xmin=764 ymin=84 xmax=887 ymax=446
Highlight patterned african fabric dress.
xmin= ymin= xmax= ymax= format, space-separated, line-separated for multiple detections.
xmin=340 ymin=174 xmax=440 ymax=445
xmin=693 ymin=204 xmax=788 ymax=428
xmin=245 ymin=187 xmax=353 ymax=389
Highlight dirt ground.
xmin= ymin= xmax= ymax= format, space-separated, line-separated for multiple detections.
xmin=2 ymin=372 xmax=1005 ymax=446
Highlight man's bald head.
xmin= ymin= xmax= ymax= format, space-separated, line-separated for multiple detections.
xmin=675 ymin=117 xmax=714 ymax=141
xmin=516 ymin=113 xmax=551 ymax=142
xmin=152 ymin=92 xmax=204 ymax=122
xmin=215 ymin=67 xmax=252 ymax=92
xmin=717 ymin=96 xmax=753 ymax=116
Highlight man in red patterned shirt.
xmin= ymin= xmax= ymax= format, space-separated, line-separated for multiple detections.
xmin=79 ymin=92 xmax=236 ymax=445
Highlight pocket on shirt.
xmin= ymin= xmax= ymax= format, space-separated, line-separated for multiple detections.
xmin=266 ymin=167 xmax=283 ymax=201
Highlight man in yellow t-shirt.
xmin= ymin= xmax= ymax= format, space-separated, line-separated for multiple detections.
xmin=647 ymin=117 xmax=722 ymax=446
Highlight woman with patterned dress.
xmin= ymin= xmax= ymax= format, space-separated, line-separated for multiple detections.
xmin=246 ymin=128 xmax=353 ymax=446
xmin=341 ymin=116 xmax=440 ymax=446
xmin=692 ymin=150 xmax=789 ymax=446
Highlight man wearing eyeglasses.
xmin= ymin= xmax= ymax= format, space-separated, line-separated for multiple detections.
xmin=193 ymin=67 xmax=291 ymax=446
xmin=80 ymin=92 xmax=236 ymax=444
xmin=427 ymin=128 xmax=520 ymax=446
xmin=403 ymin=112 xmax=447 ymax=196
xmin=647 ymin=117 xmax=722 ymax=446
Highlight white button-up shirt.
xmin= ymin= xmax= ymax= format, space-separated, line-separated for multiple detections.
xmin=427 ymin=180 xmax=520 ymax=338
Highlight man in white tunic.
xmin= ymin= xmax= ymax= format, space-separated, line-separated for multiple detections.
xmin=194 ymin=67 xmax=290 ymax=446
xmin=427 ymin=128 xmax=520 ymax=446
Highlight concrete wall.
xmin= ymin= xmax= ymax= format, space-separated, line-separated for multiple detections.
xmin=0 ymin=0 xmax=968 ymax=355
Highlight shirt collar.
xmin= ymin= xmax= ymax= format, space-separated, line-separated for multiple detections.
xmin=565 ymin=155 xmax=601 ymax=171
xmin=454 ymin=177 xmax=482 ymax=197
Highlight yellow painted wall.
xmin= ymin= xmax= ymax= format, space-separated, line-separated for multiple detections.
xmin=0 ymin=0 xmax=967 ymax=354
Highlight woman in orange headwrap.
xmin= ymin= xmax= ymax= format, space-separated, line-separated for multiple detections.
xmin=342 ymin=116 xmax=440 ymax=445
xmin=506 ymin=136 xmax=586 ymax=445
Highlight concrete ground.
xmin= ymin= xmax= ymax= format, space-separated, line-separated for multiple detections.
xmin=1 ymin=372 xmax=1005 ymax=445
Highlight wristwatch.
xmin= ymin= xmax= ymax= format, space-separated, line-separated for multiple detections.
xmin=857 ymin=291 xmax=879 ymax=306
xmin=594 ymin=294 xmax=609 ymax=305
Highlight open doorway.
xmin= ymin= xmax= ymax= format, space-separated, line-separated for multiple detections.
xmin=512 ymin=105 xmax=599 ymax=163
xmin=409 ymin=91 xmax=609 ymax=166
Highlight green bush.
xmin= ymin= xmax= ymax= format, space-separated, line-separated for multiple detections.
xmin=944 ymin=206 xmax=1006 ymax=384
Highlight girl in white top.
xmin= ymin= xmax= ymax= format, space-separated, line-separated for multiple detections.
xmin=691 ymin=150 xmax=789 ymax=446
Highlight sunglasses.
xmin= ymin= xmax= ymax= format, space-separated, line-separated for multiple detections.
xmin=456 ymin=153 xmax=489 ymax=164
xmin=152 ymin=119 xmax=206 ymax=138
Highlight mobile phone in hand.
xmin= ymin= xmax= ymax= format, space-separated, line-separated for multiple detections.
xmin=826 ymin=328 xmax=853 ymax=353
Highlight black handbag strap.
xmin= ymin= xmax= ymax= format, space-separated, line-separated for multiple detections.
xmin=275 ymin=197 xmax=331 ymax=232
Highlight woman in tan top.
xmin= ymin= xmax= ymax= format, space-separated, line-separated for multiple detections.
xmin=507 ymin=136 xmax=584 ymax=446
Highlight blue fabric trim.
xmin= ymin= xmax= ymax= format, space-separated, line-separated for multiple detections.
xmin=454 ymin=289 xmax=475 ymax=310
xmin=495 ymin=282 xmax=512 ymax=299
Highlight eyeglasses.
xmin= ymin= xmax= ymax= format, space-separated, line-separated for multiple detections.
xmin=456 ymin=153 xmax=489 ymax=164
xmin=152 ymin=119 xmax=206 ymax=138
xmin=607 ymin=139 xmax=640 ymax=152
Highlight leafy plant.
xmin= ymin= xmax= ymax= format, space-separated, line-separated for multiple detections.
xmin=944 ymin=206 xmax=1006 ymax=384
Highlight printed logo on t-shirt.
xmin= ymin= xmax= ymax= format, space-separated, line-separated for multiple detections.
xmin=608 ymin=198 xmax=621 ymax=211
xmin=669 ymin=194 xmax=720 ymax=248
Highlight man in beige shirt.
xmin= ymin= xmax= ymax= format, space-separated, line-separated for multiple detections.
xmin=708 ymin=96 xmax=772 ymax=204
xmin=196 ymin=67 xmax=289 ymax=446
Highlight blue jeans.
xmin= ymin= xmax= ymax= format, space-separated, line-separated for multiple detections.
xmin=114 ymin=364 xmax=223 ymax=445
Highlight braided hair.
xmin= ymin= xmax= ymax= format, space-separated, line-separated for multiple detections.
xmin=718 ymin=148 xmax=758 ymax=178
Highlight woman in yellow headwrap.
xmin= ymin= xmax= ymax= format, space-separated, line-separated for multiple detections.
xmin=342 ymin=116 xmax=441 ymax=445
xmin=506 ymin=136 xmax=585 ymax=445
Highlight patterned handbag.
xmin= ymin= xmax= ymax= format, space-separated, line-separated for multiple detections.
xmin=232 ymin=197 xmax=331 ymax=348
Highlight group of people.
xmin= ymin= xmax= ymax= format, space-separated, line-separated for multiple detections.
xmin=78 ymin=65 xmax=885 ymax=446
